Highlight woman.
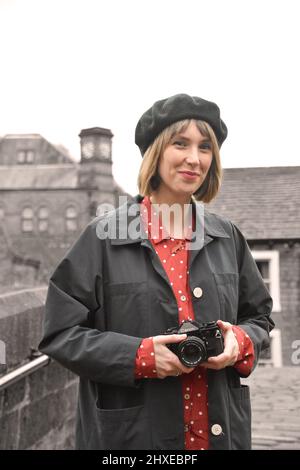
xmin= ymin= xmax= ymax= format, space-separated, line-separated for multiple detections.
xmin=39 ymin=93 xmax=274 ymax=450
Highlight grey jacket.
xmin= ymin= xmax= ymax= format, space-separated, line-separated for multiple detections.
xmin=39 ymin=194 xmax=274 ymax=450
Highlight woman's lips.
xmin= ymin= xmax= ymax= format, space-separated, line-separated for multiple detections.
xmin=178 ymin=171 xmax=199 ymax=180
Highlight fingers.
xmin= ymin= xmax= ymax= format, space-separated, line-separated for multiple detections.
xmin=153 ymin=334 xmax=195 ymax=378
xmin=173 ymin=357 xmax=195 ymax=375
xmin=216 ymin=319 xmax=232 ymax=332
xmin=154 ymin=334 xmax=187 ymax=345
xmin=205 ymin=354 xmax=237 ymax=369
xmin=200 ymin=320 xmax=239 ymax=370
xmin=157 ymin=349 xmax=195 ymax=377
xmin=159 ymin=365 xmax=195 ymax=378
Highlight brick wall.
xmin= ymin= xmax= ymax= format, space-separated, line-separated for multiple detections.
xmin=0 ymin=288 xmax=78 ymax=449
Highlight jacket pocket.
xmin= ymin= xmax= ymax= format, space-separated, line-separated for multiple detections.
xmin=105 ymin=281 xmax=149 ymax=336
xmin=95 ymin=404 xmax=151 ymax=450
xmin=228 ymin=385 xmax=251 ymax=450
xmin=213 ymin=273 xmax=239 ymax=323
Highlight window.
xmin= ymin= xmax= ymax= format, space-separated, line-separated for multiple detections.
xmin=256 ymin=260 xmax=271 ymax=292
xmin=38 ymin=206 xmax=49 ymax=232
xmin=252 ymin=250 xmax=281 ymax=312
xmin=22 ymin=207 xmax=34 ymax=232
xmin=17 ymin=151 xmax=25 ymax=163
xmin=17 ymin=150 xmax=35 ymax=164
xmin=26 ymin=150 xmax=35 ymax=163
xmin=65 ymin=205 xmax=77 ymax=232
xmin=258 ymin=329 xmax=283 ymax=368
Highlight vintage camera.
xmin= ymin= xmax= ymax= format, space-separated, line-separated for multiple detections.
xmin=165 ymin=320 xmax=224 ymax=367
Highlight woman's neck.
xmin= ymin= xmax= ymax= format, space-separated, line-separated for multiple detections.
xmin=149 ymin=192 xmax=193 ymax=239
xmin=149 ymin=191 xmax=191 ymax=208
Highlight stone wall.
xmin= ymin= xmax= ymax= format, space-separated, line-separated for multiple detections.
xmin=0 ymin=187 xmax=118 ymax=293
xmin=0 ymin=288 xmax=78 ymax=449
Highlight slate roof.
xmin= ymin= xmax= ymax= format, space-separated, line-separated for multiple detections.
xmin=0 ymin=134 xmax=75 ymax=163
xmin=0 ymin=163 xmax=129 ymax=195
xmin=206 ymin=166 xmax=300 ymax=240
xmin=0 ymin=164 xmax=79 ymax=189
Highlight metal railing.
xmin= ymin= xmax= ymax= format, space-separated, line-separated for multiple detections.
xmin=0 ymin=354 xmax=51 ymax=391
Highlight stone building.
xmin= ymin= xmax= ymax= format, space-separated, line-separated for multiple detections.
xmin=207 ymin=166 xmax=300 ymax=366
xmin=0 ymin=128 xmax=128 ymax=292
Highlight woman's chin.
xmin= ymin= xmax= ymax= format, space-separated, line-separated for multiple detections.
xmin=173 ymin=188 xmax=195 ymax=200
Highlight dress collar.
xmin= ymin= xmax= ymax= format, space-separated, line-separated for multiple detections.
xmin=140 ymin=195 xmax=194 ymax=244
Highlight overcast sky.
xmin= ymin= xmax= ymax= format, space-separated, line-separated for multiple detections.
xmin=0 ymin=0 xmax=299 ymax=195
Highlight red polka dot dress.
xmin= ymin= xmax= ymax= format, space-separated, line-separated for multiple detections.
xmin=134 ymin=196 xmax=254 ymax=450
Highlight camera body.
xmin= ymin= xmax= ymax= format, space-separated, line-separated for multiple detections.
xmin=165 ymin=320 xmax=224 ymax=367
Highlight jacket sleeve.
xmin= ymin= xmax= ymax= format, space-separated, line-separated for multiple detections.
xmin=38 ymin=219 xmax=143 ymax=388
xmin=231 ymin=222 xmax=275 ymax=373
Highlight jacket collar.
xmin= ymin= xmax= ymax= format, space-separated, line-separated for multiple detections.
xmin=107 ymin=194 xmax=230 ymax=245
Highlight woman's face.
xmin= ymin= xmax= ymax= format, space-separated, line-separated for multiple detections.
xmin=156 ymin=120 xmax=213 ymax=201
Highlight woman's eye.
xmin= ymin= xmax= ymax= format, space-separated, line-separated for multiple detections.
xmin=174 ymin=141 xmax=186 ymax=147
xmin=200 ymin=143 xmax=212 ymax=150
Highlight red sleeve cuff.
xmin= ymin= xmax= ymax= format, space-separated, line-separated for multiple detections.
xmin=134 ymin=337 xmax=157 ymax=379
xmin=232 ymin=325 xmax=255 ymax=376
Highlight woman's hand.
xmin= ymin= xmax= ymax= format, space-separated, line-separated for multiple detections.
xmin=202 ymin=320 xmax=239 ymax=370
xmin=153 ymin=334 xmax=196 ymax=378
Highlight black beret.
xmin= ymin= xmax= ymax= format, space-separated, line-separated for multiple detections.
xmin=135 ymin=93 xmax=228 ymax=156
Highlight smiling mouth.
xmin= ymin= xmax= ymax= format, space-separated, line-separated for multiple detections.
xmin=178 ymin=171 xmax=200 ymax=177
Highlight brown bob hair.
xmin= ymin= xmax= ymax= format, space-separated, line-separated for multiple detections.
xmin=137 ymin=119 xmax=222 ymax=203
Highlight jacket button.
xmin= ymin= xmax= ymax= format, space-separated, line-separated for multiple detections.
xmin=193 ymin=287 xmax=203 ymax=298
xmin=211 ymin=424 xmax=223 ymax=436
xmin=184 ymin=424 xmax=190 ymax=432
xmin=184 ymin=394 xmax=190 ymax=400
xmin=180 ymin=295 xmax=187 ymax=302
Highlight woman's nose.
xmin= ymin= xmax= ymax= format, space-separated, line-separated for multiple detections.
xmin=185 ymin=146 xmax=200 ymax=165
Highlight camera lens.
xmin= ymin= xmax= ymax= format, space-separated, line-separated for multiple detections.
xmin=178 ymin=336 xmax=207 ymax=367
